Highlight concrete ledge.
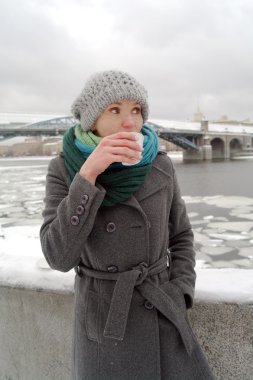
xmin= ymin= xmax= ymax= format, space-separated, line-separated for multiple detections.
xmin=0 ymin=285 xmax=252 ymax=380
xmin=189 ymin=303 xmax=253 ymax=380
xmin=0 ymin=286 xmax=74 ymax=380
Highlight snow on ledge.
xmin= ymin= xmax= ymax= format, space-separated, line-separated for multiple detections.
xmin=0 ymin=226 xmax=252 ymax=301
xmin=0 ymin=249 xmax=253 ymax=302
xmin=0 ymin=255 xmax=75 ymax=294
xmin=195 ymin=268 xmax=253 ymax=304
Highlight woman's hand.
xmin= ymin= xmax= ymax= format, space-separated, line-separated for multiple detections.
xmin=79 ymin=132 xmax=143 ymax=184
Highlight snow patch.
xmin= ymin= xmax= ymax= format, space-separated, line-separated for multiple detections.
xmin=195 ymin=268 xmax=253 ymax=303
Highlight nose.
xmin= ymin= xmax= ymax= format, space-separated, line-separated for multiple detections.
xmin=121 ymin=114 xmax=135 ymax=130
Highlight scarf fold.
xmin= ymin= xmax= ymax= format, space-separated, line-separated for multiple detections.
xmin=63 ymin=124 xmax=159 ymax=207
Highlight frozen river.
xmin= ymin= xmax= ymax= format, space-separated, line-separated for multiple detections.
xmin=0 ymin=155 xmax=253 ymax=269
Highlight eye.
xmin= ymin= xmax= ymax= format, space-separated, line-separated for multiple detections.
xmin=109 ymin=107 xmax=120 ymax=114
xmin=132 ymin=106 xmax=141 ymax=114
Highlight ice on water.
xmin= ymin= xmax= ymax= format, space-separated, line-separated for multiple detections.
xmin=207 ymin=221 xmax=253 ymax=232
xmin=185 ymin=195 xmax=253 ymax=269
xmin=0 ymin=158 xmax=253 ymax=298
xmin=200 ymin=246 xmax=233 ymax=256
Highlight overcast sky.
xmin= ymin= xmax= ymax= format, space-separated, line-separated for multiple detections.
xmin=1 ymin=0 xmax=253 ymax=121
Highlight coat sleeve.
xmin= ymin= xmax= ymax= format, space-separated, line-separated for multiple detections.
xmin=40 ymin=157 xmax=106 ymax=272
xmin=168 ymin=162 xmax=196 ymax=309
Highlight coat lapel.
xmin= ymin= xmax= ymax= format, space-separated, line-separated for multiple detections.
xmin=118 ymin=157 xmax=172 ymax=211
xmin=134 ymin=162 xmax=171 ymax=202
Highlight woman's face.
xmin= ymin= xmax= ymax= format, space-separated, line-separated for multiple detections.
xmin=92 ymin=99 xmax=143 ymax=137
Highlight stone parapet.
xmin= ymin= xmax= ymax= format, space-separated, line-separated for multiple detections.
xmin=0 ymin=285 xmax=252 ymax=380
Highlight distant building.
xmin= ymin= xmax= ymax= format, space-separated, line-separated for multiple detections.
xmin=215 ymin=115 xmax=253 ymax=126
xmin=0 ymin=135 xmax=62 ymax=157
xmin=192 ymin=107 xmax=205 ymax=122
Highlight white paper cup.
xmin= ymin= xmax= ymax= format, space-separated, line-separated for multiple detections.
xmin=122 ymin=132 xmax=144 ymax=166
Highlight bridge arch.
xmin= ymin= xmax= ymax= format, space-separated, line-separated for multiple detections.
xmin=210 ymin=137 xmax=225 ymax=159
xmin=229 ymin=138 xmax=242 ymax=157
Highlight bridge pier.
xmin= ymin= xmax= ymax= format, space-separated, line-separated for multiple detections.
xmin=183 ymin=132 xmax=213 ymax=161
xmin=183 ymin=145 xmax=212 ymax=161
xmin=203 ymin=144 xmax=212 ymax=160
xmin=183 ymin=147 xmax=204 ymax=161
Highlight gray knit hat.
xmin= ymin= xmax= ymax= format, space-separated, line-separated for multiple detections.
xmin=71 ymin=70 xmax=149 ymax=131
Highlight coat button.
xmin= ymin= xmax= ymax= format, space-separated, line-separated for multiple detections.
xmin=107 ymin=265 xmax=118 ymax=273
xmin=106 ymin=222 xmax=116 ymax=233
xmin=71 ymin=215 xmax=80 ymax=226
xmin=81 ymin=194 xmax=89 ymax=205
xmin=76 ymin=205 xmax=85 ymax=215
xmin=144 ymin=300 xmax=154 ymax=310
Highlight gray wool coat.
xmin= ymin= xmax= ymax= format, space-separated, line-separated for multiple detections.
xmin=40 ymin=152 xmax=215 ymax=380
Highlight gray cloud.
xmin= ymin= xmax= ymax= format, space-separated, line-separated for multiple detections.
xmin=0 ymin=0 xmax=253 ymax=121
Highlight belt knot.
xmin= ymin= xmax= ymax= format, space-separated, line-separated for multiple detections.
xmin=132 ymin=261 xmax=149 ymax=285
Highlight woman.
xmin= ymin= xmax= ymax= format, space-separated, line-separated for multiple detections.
xmin=40 ymin=70 xmax=214 ymax=379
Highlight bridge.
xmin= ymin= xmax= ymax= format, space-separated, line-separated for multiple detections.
xmin=150 ymin=119 xmax=253 ymax=160
xmin=0 ymin=116 xmax=253 ymax=160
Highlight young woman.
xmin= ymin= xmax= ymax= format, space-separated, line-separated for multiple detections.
xmin=40 ymin=70 xmax=214 ymax=379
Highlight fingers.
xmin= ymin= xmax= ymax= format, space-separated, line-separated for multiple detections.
xmin=100 ymin=133 xmax=143 ymax=152
xmin=105 ymin=139 xmax=143 ymax=152
xmin=107 ymin=146 xmax=142 ymax=160
xmin=106 ymin=131 xmax=138 ymax=141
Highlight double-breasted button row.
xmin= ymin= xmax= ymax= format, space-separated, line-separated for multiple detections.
xmin=106 ymin=222 xmax=116 ymax=233
xmin=70 ymin=194 xmax=89 ymax=226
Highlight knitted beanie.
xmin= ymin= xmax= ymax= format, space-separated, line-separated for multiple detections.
xmin=71 ymin=70 xmax=149 ymax=131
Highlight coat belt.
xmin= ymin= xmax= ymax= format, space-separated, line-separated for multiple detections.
xmin=75 ymin=256 xmax=194 ymax=356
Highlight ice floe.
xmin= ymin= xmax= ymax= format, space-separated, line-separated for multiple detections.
xmin=204 ymin=196 xmax=253 ymax=208
xmin=209 ymin=233 xmax=249 ymax=241
xmin=203 ymin=228 xmax=226 ymax=234
xmin=200 ymin=246 xmax=233 ymax=256
xmin=190 ymin=220 xmax=210 ymax=225
xmin=230 ymin=206 xmax=253 ymax=214
xmin=232 ymin=213 xmax=253 ymax=221
xmin=238 ymin=247 xmax=253 ymax=258
xmin=211 ymin=260 xmax=237 ymax=268
xmin=226 ymin=240 xmax=252 ymax=247
xmin=183 ymin=196 xmax=204 ymax=204
xmin=203 ymin=215 xmax=214 ymax=220
xmin=206 ymin=221 xmax=253 ymax=232
xmin=229 ymin=259 xmax=253 ymax=267
xmin=188 ymin=212 xmax=199 ymax=218
xmin=212 ymin=216 xmax=229 ymax=222
xmin=201 ymin=239 xmax=224 ymax=247
xmin=193 ymin=231 xmax=210 ymax=242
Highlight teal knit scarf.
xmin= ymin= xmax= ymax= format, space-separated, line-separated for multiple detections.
xmin=63 ymin=124 xmax=159 ymax=207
